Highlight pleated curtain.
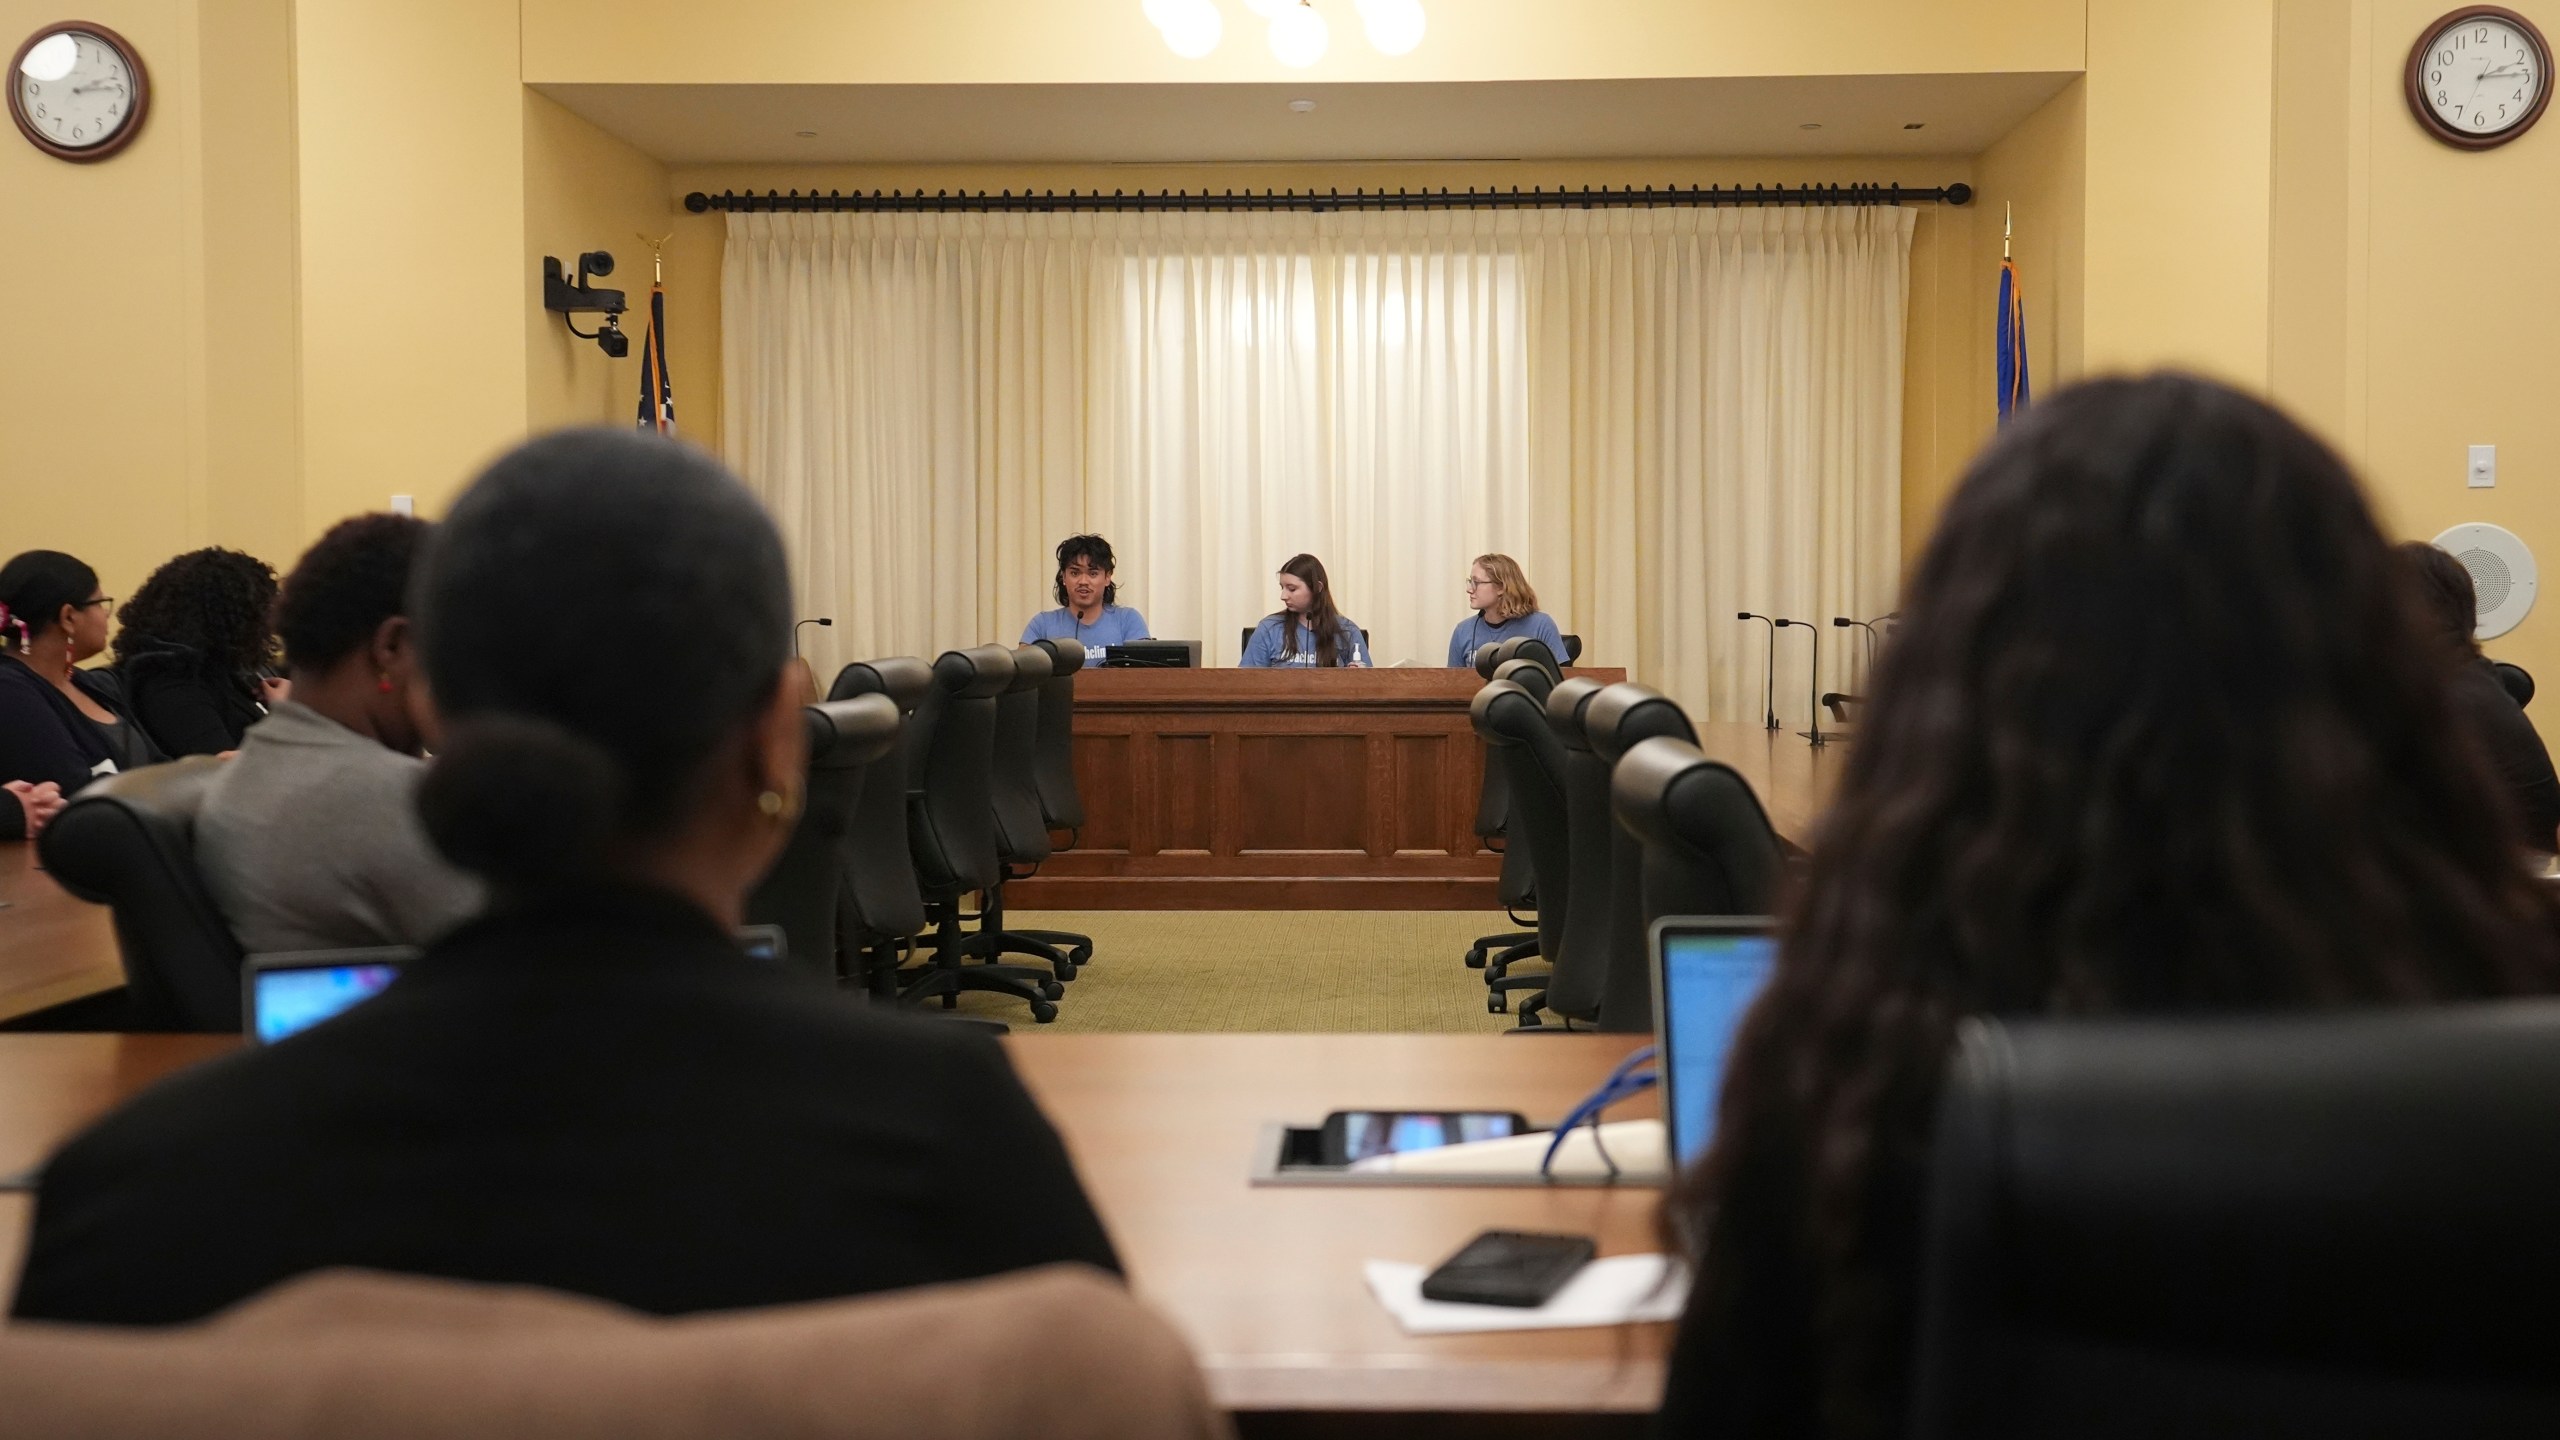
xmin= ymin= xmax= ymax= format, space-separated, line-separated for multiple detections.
xmin=722 ymin=204 xmax=1913 ymax=721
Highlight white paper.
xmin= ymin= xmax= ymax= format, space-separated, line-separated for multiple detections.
xmin=1363 ymin=1253 xmax=1689 ymax=1335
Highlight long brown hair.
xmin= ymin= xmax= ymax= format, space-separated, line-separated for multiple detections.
xmin=1662 ymin=374 xmax=2560 ymax=1440
xmin=1274 ymin=553 xmax=1347 ymax=666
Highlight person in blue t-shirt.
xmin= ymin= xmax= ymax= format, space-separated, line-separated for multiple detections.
xmin=1446 ymin=552 xmax=1568 ymax=668
xmin=1241 ymin=553 xmax=1370 ymax=668
xmin=1020 ymin=534 xmax=1150 ymax=662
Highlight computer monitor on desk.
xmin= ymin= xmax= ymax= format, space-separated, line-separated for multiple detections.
xmin=1651 ymin=917 xmax=1779 ymax=1169
xmin=1103 ymin=640 xmax=1200 ymax=668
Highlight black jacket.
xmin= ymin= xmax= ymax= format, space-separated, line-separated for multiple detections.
xmin=2451 ymin=658 xmax=2560 ymax=851
xmin=120 ymin=647 xmax=265 ymax=756
xmin=11 ymin=883 xmax=1121 ymax=1325
xmin=0 ymin=654 xmax=159 ymax=795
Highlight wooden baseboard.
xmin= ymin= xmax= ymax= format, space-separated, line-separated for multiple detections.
xmin=1006 ymin=875 xmax=1500 ymax=910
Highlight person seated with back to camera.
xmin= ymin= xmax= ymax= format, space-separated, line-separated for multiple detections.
xmin=10 ymin=429 xmax=1121 ymax=1327
xmin=110 ymin=547 xmax=289 ymax=757
xmin=1652 ymin=374 xmax=2560 ymax=1440
xmin=2395 ymin=539 xmax=2560 ymax=854
xmin=193 ymin=514 xmax=484 ymax=955
xmin=1021 ymin=533 xmax=1150 ymax=663
xmin=1447 ymin=552 xmax=1567 ymax=668
xmin=1240 ymin=553 xmax=1369 ymax=668
xmin=0 ymin=550 xmax=164 ymax=829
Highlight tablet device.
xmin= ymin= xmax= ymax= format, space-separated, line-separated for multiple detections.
xmin=1650 ymin=917 xmax=1779 ymax=1169
xmin=243 ymin=947 xmax=415 ymax=1045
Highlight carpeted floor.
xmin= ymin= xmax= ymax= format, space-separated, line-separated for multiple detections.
xmin=945 ymin=911 xmax=1538 ymax=1033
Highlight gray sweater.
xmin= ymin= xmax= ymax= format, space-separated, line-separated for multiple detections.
xmin=196 ymin=702 xmax=483 ymax=955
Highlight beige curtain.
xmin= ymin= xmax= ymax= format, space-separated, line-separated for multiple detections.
xmin=723 ymin=205 xmax=1911 ymax=716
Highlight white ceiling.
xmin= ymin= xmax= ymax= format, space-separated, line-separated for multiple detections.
xmin=535 ymin=72 xmax=2077 ymax=166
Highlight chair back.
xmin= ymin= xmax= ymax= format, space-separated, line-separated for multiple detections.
xmin=991 ymin=644 xmax=1056 ymax=866
xmin=826 ymin=658 xmax=934 ymax=947
xmin=744 ymin=697 xmax=901 ymax=977
xmin=1491 ymin=655 xmax=1557 ymax=706
xmin=906 ymin=646 xmax=1015 ymax=894
xmin=1027 ymin=638 xmax=1086 ymax=831
xmin=1609 ymin=737 xmax=1783 ymax=1013
xmin=1469 ymin=678 xmax=1572 ymax=963
xmin=36 ymin=757 xmax=243 ymax=1031
xmin=2495 ymin=660 xmax=2536 ymax=709
xmin=1584 ymin=684 xmax=1703 ymax=1028
xmin=1559 ymin=633 xmax=1584 ymax=664
xmin=113 ymin=646 xmax=195 ymax=756
xmin=1910 ymin=1003 xmax=2560 ymax=1440
xmin=1541 ymin=677 xmax=1615 ymax=1024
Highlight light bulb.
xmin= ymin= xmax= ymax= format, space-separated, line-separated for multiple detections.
xmin=1238 ymin=0 xmax=1287 ymax=15
xmin=19 ymin=33 xmax=78 ymax=82
xmin=1160 ymin=0 xmax=1223 ymax=58
xmin=1142 ymin=0 xmax=1184 ymax=28
xmin=1269 ymin=2 xmax=1328 ymax=67
xmin=1360 ymin=0 xmax=1425 ymax=56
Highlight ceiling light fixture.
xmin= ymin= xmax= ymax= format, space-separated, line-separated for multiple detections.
xmin=1157 ymin=0 xmax=1224 ymax=58
xmin=1288 ymin=97 xmax=1317 ymax=113
xmin=1145 ymin=0 xmax=1422 ymax=62
xmin=1355 ymin=0 xmax=1426 ymax=56
xmin=1269 ymin=0 xmax=1328 ymax=67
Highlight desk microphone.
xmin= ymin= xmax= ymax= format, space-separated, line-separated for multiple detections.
xmin=1738 ymin=613 xmax=1780 ymax=731
xmin=793 ymin=617 xmax=833 ymax=657
xmin=1832 ymin=616 xmax=1883 ymax=686
xmin=1775 ymin=619 xmax=1828 ymax=745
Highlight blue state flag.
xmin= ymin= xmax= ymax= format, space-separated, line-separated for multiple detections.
xmin=637 ymin=282 xmax=674 ymax=435
xmin=1996 ymin=257 xmax=2030 ymax=425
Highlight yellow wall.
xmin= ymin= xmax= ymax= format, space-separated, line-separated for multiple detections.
xmin=524 ymin=91 xmax=673 ymax=434
xmin=526 ymin=0 xmax=2083 ymax=86
xmin=660 ymin=155 xmax=1984 ymax=543
xmin=0 ymin=0 xmax=299 ymax=606
xmin=294 ymin=1 xmax=526 ymax=527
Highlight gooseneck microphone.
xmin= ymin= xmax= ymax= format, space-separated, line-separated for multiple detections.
xmin=1738 ymin=612 xmax=1780 ymax=730
xmin=1775 ymin=619 xmax=1827 ymax=745
xmin=1832 ymin=616 xmax=1882 ymax=686
xmin=793 ymin=617 xmax=834 ymax=657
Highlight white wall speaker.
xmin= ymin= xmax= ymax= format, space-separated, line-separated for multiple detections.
xmin=2433 ymin=523 xmax=2538 ymax=640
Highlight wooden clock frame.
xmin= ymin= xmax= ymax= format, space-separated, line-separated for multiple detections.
xmin=7 ymin=20 xmax=150 ymax=163
xmin=2407 ymin=5 xmax=2553 ymax=150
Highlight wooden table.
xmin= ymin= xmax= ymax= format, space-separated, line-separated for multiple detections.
xmin=1689 ymin=721 xmax=1853 ymax=854
xmin=0 ymin=843 xmax=120 ymax=1024
xmin=0 ymin=1031 xmax=1665 ymax=1431
xmin=1015 ymin=668 xmax=1624 ymax=911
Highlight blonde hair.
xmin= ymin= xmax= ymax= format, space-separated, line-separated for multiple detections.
xmin=1472 ymin=553 xmax=1538 ymax=623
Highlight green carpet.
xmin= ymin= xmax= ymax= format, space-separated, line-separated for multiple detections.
xmin=945 ymin=911 xmax=1538 ymax=1033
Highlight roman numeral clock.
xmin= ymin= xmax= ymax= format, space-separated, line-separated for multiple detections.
xmin=2408 ymin=6 xmax=2552 ymax=149
xmin=9 ymin=21 xmax=149 ymax=162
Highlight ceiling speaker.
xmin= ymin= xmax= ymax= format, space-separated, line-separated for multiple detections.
xmin=2433 ymin=523 xmax=2538 ymax=640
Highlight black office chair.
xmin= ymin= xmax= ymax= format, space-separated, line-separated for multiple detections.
xmin=1462 ymin=637 xmax=1533 ymax=974
xmin=1027 ymin=637 xmax=1087 ymax=840
xmin=2495 ymin=660 xmax=2535 ymax=709
xmin=35 ymin=758 xmax=241 ymax=1032
xmin=1584 ymin=683 xmax=1702 ymax=1032
xmin=743 ymin=696 xmax=901 ymax=981
xmin=1523 ymin=675 xmax=1616 ymax=1030
xmin=1468 ymin=676 xmax=1573 ymax=1020
xmin=899 ymin=645 xmax=1062 ymax=1023
xmin=827 ymin=657 xmax=935 ymax=998
xmin=1910 ymin=1002 xmax=2560 ymax=1440
xmin=1609 ymin=736 xmax=1784 ymax=1022
xmin=1559 ymin=633 xmax=1583 ymax=664
xmin=1478 ymin=655 xmax=1563 ymax=992
xmin=981 ymin=643 xmax=1090 ymax=980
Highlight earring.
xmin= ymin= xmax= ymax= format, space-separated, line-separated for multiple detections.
xmin=377 ymin=674 xmax=395 ymax=694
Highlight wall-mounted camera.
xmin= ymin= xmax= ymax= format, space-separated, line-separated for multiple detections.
xmin=543 ymin=250 xmax=629 ymax=357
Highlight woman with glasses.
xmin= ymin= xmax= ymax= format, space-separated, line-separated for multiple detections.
xmin=0 ymin=550 xmax=165 ymax=819
xmin=1447 ymin=553 xmax=1566 ymax=667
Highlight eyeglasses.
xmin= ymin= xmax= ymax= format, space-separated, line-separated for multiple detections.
xmin=76 ymin=597 xmax=115 ymax=616
xmin=1464 ymin=578 xmax=1496 ymax=591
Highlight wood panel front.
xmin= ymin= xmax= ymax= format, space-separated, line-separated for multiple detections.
xmin=1015 ymin=668 xmax=1624 ymax=910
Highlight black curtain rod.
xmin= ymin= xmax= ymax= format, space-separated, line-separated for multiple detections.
xmin=683 ymin=181 xmax=1972 ymax=215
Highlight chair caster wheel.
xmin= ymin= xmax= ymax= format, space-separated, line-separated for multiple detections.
xmin=1053 ymin=965 xmax=1077 ymax=983
xmin=1030 ymin=1001 xmax=1059 ymax=1023
xmin=1465 ymin=948 xmax=1488 ymax=969
xmin=1069 ymin=946 xmax=1094 ymax=968
xmin=1039 ymin=980 xmax=1064 ymax=1001
xmin=940 ymin=994 xmax=957 ymax=1010
xmin=1488 ymin=994 xmax=1507 ymax=1014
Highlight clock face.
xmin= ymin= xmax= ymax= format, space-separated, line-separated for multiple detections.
xmin=10 ymin=25 xmax=148 ymax=161
xmin=2410 ymin=9 xmax=2551 ymax=147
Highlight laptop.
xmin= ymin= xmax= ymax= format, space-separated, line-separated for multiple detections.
xmin=241 ymin=925 xmax=792 ymax=1044
xmin=1649 ymin=916 xmax=1781 ymax=1170
xmin=1102 ymin=640 xmax=1200 ymax=668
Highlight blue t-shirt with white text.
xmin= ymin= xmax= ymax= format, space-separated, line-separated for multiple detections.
xmin=1241 ymin=615 xmax=1370 ymax=668
xmin=1021 ymin=605 xmax=1151 ymax=662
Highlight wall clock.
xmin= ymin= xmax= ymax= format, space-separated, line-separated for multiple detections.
xmin=2407 ymin=6 xmax=2550 ymax=149
xmin=9 ymin=22 xmax=149 ymax=162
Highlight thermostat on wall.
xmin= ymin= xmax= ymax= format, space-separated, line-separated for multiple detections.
xmin=2433 ymin=523 xmax=2538 ymax=640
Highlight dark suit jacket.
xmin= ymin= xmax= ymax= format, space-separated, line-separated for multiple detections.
xmin=0 ymin=654 xmax=156 ymax=795
xmin=10 ymin=883 xmax=1121 ymax=1325
xmin=121 ymin=649 xmax=264 ymax=757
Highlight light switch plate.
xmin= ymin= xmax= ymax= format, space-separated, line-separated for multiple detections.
xmin=2469 ymin=445 xmax=2496 ymax=489
xmin=391 ymin=494 xmax=415 ymax=515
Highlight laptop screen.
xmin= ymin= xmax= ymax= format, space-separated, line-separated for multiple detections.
xmin=1654 ymin=922 xmax=1780 ymax=1169
xmin=247 ymin=951 xmax=412 ymax=1044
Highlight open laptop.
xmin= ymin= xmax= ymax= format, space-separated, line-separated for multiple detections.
xmin=241 ymin=925 xmax=793 ymax=1044
xmin=1649 ymin=917 xmax=1781 ymax=1171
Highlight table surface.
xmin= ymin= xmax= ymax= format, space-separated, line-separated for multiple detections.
xmin=0 ymin=1031 xmax=1669 ymax=1415
xmin=0 ymin=843 xmax=120 ymax=1024
xmin=1690 ymin=720 xmax=1852 ymax=855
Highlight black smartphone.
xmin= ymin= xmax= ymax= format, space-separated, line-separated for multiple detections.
xmin=1319 ymin=1110 xmax=1532 ymax=1167
xmin=1419 ymin=1230 xmax=1597 ymax=1308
